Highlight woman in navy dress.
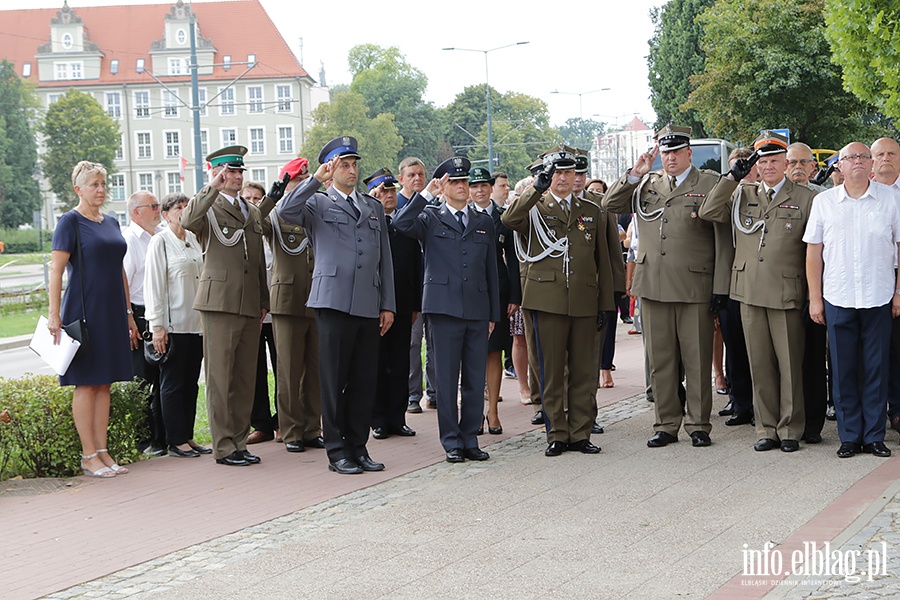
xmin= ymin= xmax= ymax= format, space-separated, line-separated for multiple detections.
xmin=48 ymin=161 xmax=137 ymax=478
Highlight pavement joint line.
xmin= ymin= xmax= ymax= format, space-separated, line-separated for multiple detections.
xmin=45 ymin=395 xmax=652 ymax=599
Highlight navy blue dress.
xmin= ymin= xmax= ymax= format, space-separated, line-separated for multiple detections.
xmin=52 ymin=211 xmax=133 ymax=386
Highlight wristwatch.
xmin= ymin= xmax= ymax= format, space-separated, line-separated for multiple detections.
xmin=126 ymin=309 xmax=133 ymax=314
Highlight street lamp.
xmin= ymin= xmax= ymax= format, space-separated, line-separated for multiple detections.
xmin=551 ymin=87 xmax=611 ymax=147
xmin=443 ymin=42 xmax=529 ymax=167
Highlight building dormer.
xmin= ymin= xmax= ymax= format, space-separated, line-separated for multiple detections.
xmin=149 ymin=0 xmax=215 ymax=77
xmin=35 ymin=1 xmax=104 ymax=81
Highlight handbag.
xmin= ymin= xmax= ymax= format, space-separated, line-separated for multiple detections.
xmin=142 ymin=329 xmax=172 ymax=365
xmin=65 ymin=213 xmax=90 ymax=353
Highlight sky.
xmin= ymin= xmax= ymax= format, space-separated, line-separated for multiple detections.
xmin=9 ymin=0 xmax=665 ymax=130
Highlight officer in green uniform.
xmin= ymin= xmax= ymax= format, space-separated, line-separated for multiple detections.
xmin=502 ymin=145 xmax=616 ymax=456
xmin=699 ymin=130 xmax=816 ymax=452
xmin=603 ymin=126 xmax=732 ymax=448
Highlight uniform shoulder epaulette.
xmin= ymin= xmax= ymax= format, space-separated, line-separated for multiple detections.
xmin=579 ymin=196 xmax=602 ymax=210
xmin=424 ymin=204 xmax=441 ymax=210
xmin=699 ymin=168 xmax=721 ymax=176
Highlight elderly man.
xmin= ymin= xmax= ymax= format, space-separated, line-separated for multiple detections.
xmin=181 ymin=146 xmax=280 ymax=466
xmin=603 ymin=126 xmax=731 ymax=448
xmin=503 ymin=145 xmax=615 ymax=456
xmin=804 ymin=142 xmax=900 ymax=459
xmin=701 ymin=131 xmax=818 ymax=452
xmin=277 ymin=136 xmax=395 ymax=475
xmin=787 ymin=143 xmax=826 ymax=192
xmin=123 ymin=191 xmax=165 ymax=456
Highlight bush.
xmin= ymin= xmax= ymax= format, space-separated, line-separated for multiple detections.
xmin=0 ymin=228 xmax=49 ymax=254
xmin=0 ymin=375 xmax=149 ymax=480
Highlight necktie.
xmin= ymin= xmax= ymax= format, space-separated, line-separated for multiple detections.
xmin=234 ymin=197 xmax=247 ymax=220
xmin=560 ymin=198 xmax=569 ymax=216
xmin=346 ymin=192 xmax=360 ymax=219
xmin=670 ymin=176 xmax=677 ymax=192
xmin=456 ymin=210 xmax=465 ymax=230
xmin=766 ymin=188 xmax=775 ymax=204
xmin=386 ymin=214 xmax=392 ymax=225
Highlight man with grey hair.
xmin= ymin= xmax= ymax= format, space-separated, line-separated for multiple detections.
xmin=786 ymin=143 xmax=826 ymax=192
xmin=123 ymin=190 xmax=165 ymax=456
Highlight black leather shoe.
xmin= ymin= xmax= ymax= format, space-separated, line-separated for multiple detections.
xmin=356 ymin=455 xmax=385 ymax=471
xmin=718 ymin=401 xmax=734 ymax=416
xmin=647 ymin=431 xmax=678 ymax=447
xmin=754 ymin=438 xmax=780 ymax=452
xmin=189 ymin=444 xmax=212 ymax=454
xmin=591 ymin=422 xmax=604 ymax=434
xmin=531 ymin=410 xmax=545 ymax=425
xmin=568 ymin=440 xmax=601 ymax=454
xmin=545 ymin=441 xmax=567 ymax=456
xmin=168 ymin=445 xmax=200 ymax=458
xmin=780 ymin=439 xmax=799 ymax=452
xmin=391 ymin=425 xmax=416 ymax=436
xmin=303 ymin=436 xmax=326 ymax=449
xmin=329 ymin=458 xmax=363 ymax=474
xmin=285 ymin=440 xmax=305 ymax=453
xmin=725 ymin=412 xmax=753 ymax=426
xmin=143 ymin=444 xmax=167 ymax=457
xmin=463 ymin=448 xmax=490 ymax=461
xmin=836 ymin=442 xmax=861 ymax=458
xmin=446 ymin=448 xmax=465 ymax=463
xmin=241 ymin=450 xmax=261 ymax=464
xmin=372 ymin=427 xmax=389 ymax=440
xmin=863 ymin=442 xmax=892 ymax=458
xmin=690 ymin=431 xmax=712 ymax=447
xmin=215 ymin=450 xmax=249 ymax=466
xmin=802 ymin=432 xmax=822 ymax=444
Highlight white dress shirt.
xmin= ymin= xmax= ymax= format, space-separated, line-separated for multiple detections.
xmin=122 ymin=220 xmax=159 ymax=305
xmin=143 ymin=227 xmax=203 ymax=334
xmin=803 ymin=181 xmax=900 ymax=309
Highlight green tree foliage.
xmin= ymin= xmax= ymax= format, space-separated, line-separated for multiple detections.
xmin=557 ymin=118 xmax=606 ymax=150
xmin=348 ymin=44 xmax=443 ymax=168
xmin=647 ymin=0 xmax=713 ymax=135
xmin=0 ymin=61 xmax=42 ymax=228
xmin=41 ymin=89 xmax=119 ymax=211
xmin=686 ymin=0 xmax=879 ymax=148
xmin=825 ymin=2 xmax=900 ymax=121
xmin=300 ymin=92 xmax=403 ymax=188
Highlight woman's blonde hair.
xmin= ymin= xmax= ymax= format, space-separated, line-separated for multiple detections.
xmin=71 ymin=161 xmax=108 ymax=188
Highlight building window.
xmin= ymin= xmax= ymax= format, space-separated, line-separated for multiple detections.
xmin=62 ymin=33 xmax=73 ymax=50
xmin=110 ymin=59 xmax=118 ymax=75
xmin=108 ymin=173 xmax=125 ymax=201
xmin=219 ymin=87 xmax=235 ymax=116
xmin=136 ymin=132 xmax=152 ymax=160
xmin=221 ymin=128 xmax=237 ymax=147
xmin=163 ymin=90 xmax=179 ymax=118
xmin=248 ymin=54 xmax=256 ymax=65
xmin=276 ymin=85 xmax=292 ymax=112
xmin=223 ymin=55 xmax=231 ymax=70
xmin=116 ymin=212 xmax=127 ymax=226
xmin=247 ymin=86 xmax=263 ymax=113
xmin=278 ymin=126 xmax=294 ymax=154
xmin=22 ymin=63 xmax=31 ymax=78
xmin=176 ymin=29 xmax=187 ymax=45
xmin=198 ymin=129 xmax=209 ymax=159
xmin=47 ymin=94 xmax=60 ymax=105
xmin=197 ymin=88 xmax=207 ymax=116
xmin=114 ymin=135 xmax=124 ymax=161
xmin=105 ymin=92 xmax=122 ymax=118
xmin=249 ymin=127 xmax=265 ymax=155
xmin=167 ymin=172 xmax=182 ymax=194
xmin=165 ymin=131 xmax=180 ymax=159
xmin=138 ymin=173 xmax=154 ymax=193
xmin=136 ymin=58 xmax=145 ymax=73
xmin=134 ymin=91 xmax=150 ymax=118
xmin=250 ymin=168 xmax=266 ymax=187
xmin=54 ymin=62 xmax=83 ymax=80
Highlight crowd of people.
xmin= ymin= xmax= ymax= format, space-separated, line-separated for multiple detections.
xmin=47 ymin=124 xmax=900 ymax=478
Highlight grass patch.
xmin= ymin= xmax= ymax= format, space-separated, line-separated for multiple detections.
xmin=0 ymin=310 xmax=44 ymax=338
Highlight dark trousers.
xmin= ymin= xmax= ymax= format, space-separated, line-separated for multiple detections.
xmin=427 ymin=313 xmax=488 ymax=452
xmin=824 ymin=301 xmax=891 ymax=445
xmin=250 ymin=322 xmax=277 ymax=432
xmin=131 ymin=303 xmax=164 ymax=449
xmin=803 ymin=316 xmax=829 ymax=437
xmin=159 ymin=333 xmax=203 ymax=446
xmin=373 ymin=310 xmax=413 ymax=431
xmin=888 ymin=312 xmax=900 ymax=420
xmin=718 ymin=299 xmax=753 ymax=415
xmin=315 ymin=308 xmax=379 ymax=462
xmin=600 ymin=310 xmax=617 ymax=370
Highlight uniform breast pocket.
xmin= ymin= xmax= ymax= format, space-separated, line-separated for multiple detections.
xmin=323 ymin=211 xmax=349 ymax=238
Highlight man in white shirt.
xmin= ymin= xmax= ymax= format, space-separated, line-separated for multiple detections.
xmin=804 ymin=142 xmax=900 ymax=459
xmin=123 ymin=190 xmax=165 ymax=456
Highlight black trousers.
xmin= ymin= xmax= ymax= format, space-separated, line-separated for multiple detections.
xmin=315 ymin=308 xmax=379 ymax=462
xmin=132 ymin=303 xmax=164 ymax=449
xmin=373 ymin=310 xmax=413 ymax=431
xmin=250 ymin=322 xmax=277 ymax=432
xmin=159 ymin=333 xmax=203 ymax=446
xmin=718 ymin=299 xmax=753 ymax=415
xmin=803 ymin=317 xmax=829 ymax=437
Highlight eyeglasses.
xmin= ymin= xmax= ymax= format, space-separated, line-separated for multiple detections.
xmin=839 ymin=154 xmax=872 ymax=162
xmin=137 ymin=203 xmax=161 ymax=210
xmin=787 ymin=159 xmax=815 ymax=166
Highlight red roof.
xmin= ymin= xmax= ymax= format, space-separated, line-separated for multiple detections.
xmin=623 ymin=116 xmax=650 ymax=132
xmin=0 ymin=0 xmax=310 ymax=87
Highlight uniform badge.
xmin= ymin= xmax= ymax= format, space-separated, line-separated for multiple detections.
xmin=452 ymin=157 xmax=464 ymax=168
xmin=785 ymin=222 xmax=792 ymax=231
xmin=691 ymin=210 xmax=698 ymax=219
xmin=288 ymin=235 xmax=296 ymax=242
xmin=342 ymin=136 xmax=351 ymax=146
xmin=499 ymin=234 xmax=505 ymax=244
xmin=744 ymin=217 xmax=752 ymax=227
xmin=577 ymin=223 xmax=586 ymax=232
xmin=584 ymin=232 xmax=592 ymax=242
xmin=223 ymin=227 xmax=229 ymax=234
xmin=548 ymin=202 xmax=555 ymax=208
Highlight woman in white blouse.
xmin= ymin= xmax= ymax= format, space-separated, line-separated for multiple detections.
xmin=143 ymin=193 xmax=208 ymax=458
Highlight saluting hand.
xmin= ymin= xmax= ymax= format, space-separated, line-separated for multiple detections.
xmin=430 ymin=174 xmax=449 ymax=197
xmin=314 ymin=157 xmax=338 ymax=183
xmin=631 ymin=145 xmax=659 ymax=178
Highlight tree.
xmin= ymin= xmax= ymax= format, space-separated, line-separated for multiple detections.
xmin=348 ymin=44 xmax=443 ymax=168
xmin=0 ymin=60 xmax=42 ymax=228
xmin=825 ymin=2 xmax=900 ymax=121
xmin=557 ymin=118 xmax=606 ymax=150
xmin=300 ymin=92 xmax=403 ymax=188
xmin=647 ymin=0 xmax=713 ymax=135
xmin=41 ymin=89 xmax=119 ymax=211
xmin=685 ymin=0 xmax=883 ymax=148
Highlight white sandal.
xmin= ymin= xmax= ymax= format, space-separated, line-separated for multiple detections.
xmin=81 ymin=452 xmax=116 ymax=478
xmin=97 ymin=449 xmax=128 ymax=474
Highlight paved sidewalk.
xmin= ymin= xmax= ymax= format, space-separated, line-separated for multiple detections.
xmin=4 ymin=328 xmax=900 ymax=599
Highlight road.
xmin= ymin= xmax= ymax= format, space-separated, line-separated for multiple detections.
xmin=0 ymin=345 xmax=55 ymax=379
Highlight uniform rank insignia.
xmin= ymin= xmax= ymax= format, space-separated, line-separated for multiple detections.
xmin=369 ymin=215 xmax=378 ymax=220
xmin=476 ymin=229 xmax=486 ymax=234
xmin=498 ymin=234 xmax=505 ymax=243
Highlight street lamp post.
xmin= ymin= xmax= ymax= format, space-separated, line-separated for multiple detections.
xmin=443 ymin=42 xmax=529 ymax=167
xmin=551 ymin=87 xmax=611 ymax=148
